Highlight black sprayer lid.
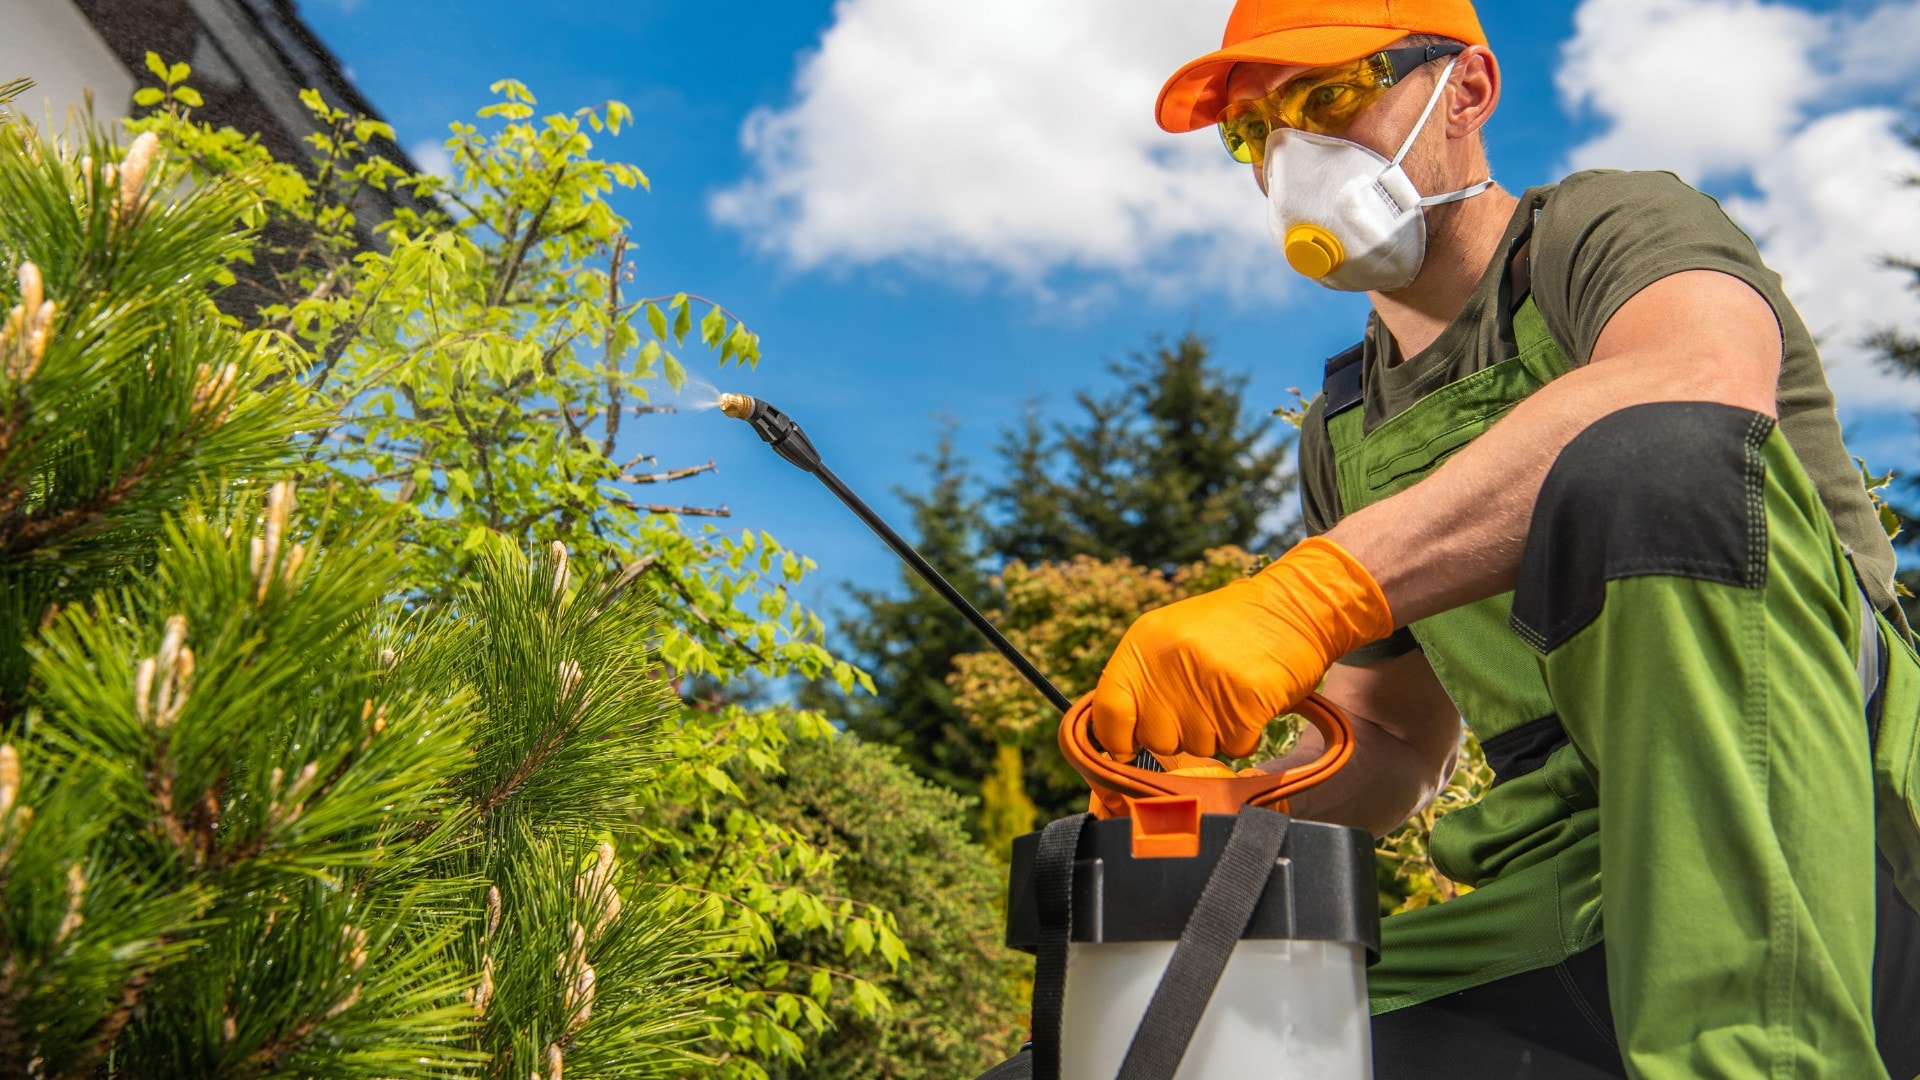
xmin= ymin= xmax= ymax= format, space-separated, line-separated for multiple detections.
xmin=1004 ymin=814 xmax=1381 ymax=963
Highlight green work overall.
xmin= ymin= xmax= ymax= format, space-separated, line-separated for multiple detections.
xmin=1323 ymin=295 xmax=1920 ymax=1078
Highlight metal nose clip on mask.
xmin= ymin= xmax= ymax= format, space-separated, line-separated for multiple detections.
xmin=1264 ymin=57 xmax=1493 ymax=293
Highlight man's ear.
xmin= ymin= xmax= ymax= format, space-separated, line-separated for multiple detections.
xmin=1445 ymin=45 xmax=1500 ymax=139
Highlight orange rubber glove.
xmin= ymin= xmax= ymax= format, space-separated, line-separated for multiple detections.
xmin=1088 ymin=536 xmax=1394 ymax=761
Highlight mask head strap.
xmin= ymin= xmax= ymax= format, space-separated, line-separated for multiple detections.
xmin=1389 ymin=56 xmax=1457 ymax=169
xmin=1385 ymin=55 xmax=1497 ymax=207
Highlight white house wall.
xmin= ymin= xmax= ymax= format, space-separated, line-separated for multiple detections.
xmin=0 ymin=0 xmax=134 ymax=131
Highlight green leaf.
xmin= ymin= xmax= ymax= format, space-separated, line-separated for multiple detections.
xmin=352 ymin=119 xmax=396 ymax=143
xmin=672 ymin=297 xmax=692 ymax=343
xmin=168 ymin=62 xmax=191 ymax=84
xmin=171 ymin=86 xmax=204 ymax=108
xmin=133 ymin=87 xmax=165 ymax=107
xmin=144 ymin=51 xmax=170 ymax=80
xmin=663 ymin=352 xmax=686 ymax=391
xmin=645 ymin=303 xmax=668 ymax=341
xmin=844 ymin=918 xmax=874 ymax=957
xmin=701 ymin=766 xmax=741 ymax=797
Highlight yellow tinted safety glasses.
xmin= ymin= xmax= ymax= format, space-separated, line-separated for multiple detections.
xmin=1217 ymin=42 xmax=1466 ymax=167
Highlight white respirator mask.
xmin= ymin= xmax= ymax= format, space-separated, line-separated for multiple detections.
xmin=1263 ymin=57 xmax=1492 ymax=293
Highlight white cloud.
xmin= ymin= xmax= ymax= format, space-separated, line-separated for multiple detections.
xmin=408 ymin=139 xmax=454 ymax=180
xmin=1722 ymin=108 xmax=1920 ymax=404
xmin=1560 ymin=0 xmax=1920 ymax=411
xmin=708 ymin=0 xmax=1284 ymax=299
xmin=1558 ymin=0 xmax=1823 ymax=181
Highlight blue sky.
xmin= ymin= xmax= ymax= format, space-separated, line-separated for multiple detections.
xmin=299 ymin=0 xmax=1920 ymax=610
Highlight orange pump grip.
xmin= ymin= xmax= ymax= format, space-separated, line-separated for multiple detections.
xmin=1059 ymin=691 xmax=1355 ymax=818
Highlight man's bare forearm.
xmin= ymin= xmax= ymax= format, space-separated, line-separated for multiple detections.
xmin=1327 ymin=271 xmax=1781 ymax=626
xmin=1253 ymin=647 xmax=1462 ymax=835
xmin=1258 ymin=716 xmax=1457 ymax=837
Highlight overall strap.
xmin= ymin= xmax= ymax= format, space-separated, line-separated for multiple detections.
xmin=1320 ymin=214 xmax=1541 ymax=459
xmin=1511 ymin=293 xmax=1553 ymax=359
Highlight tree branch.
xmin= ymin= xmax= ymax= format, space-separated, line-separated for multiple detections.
xmin=600 ymin=235 xmax=628 ymax=461
xmin=605 ymin=495 xmax=730 ymax=518
xmin=620 ymin=461 xmax=715 ymax=485
xmin=486 ymin=164 xmax=564 ymax=309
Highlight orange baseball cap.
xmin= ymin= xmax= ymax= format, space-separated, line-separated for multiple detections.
xmin=1156 ymin=0 xmax=1489 ymax=133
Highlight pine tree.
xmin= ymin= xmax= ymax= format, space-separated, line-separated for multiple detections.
xmin=0 ymin=82 xmax=709 ymax=1077
xmin=988 ymin=331 xmax=1296 ymax=568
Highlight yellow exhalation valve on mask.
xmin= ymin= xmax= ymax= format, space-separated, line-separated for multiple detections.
xmin=1283 ymin=223 xmax=1346 ymax=279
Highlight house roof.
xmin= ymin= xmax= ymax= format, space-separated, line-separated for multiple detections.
xmin=70 ymin=0 xmax=430 ymax=222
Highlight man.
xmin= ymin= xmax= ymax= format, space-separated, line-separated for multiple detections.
xmin=1085 ymin=0 xmax=1920 ymax=1076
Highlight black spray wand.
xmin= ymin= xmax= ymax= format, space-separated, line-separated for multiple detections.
xmin=719 ymin=392 xmax=1078 ymax=714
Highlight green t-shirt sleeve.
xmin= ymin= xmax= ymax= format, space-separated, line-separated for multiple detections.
xmin=1532 ymin=169 xmax=1782 ymax=366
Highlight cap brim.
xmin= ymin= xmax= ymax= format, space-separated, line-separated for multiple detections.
xmin=1155 ymin=25 xmax=1410 ymax=133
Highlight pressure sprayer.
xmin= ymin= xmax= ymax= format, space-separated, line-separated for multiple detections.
xmin=719 ymin=393 xmax=1378 ymax=1080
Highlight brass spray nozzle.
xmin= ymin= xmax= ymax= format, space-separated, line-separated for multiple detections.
xmin=720 ymin=393 xmax=821 ymax=474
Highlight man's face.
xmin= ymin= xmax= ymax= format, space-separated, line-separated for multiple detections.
xmin=1224 ymin=56 xmax=1456 ymax=197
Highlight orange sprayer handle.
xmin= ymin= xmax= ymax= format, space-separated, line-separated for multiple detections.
xmin=1057 ymin=692 xmax=1355 ymax=817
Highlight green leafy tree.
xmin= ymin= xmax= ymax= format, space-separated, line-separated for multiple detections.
xmin=744 ymin=734 xmax=1029 ymax=1080
xmin=0 ymin=82 xmax=710 ymax=1075
xmin=127 ymin=60 xmax=901 ymax=1078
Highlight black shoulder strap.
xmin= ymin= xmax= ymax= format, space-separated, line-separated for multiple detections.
xmin=1507 ymin=207 xmax=1540 ymax=317
xmin=1320 ymin=340 xmax=1366 ymax=430
xmin=1115 ymin=807 xmax=1293 ymax=1080
xmin=1027 ymin=813 xmax=1090 ymax=1080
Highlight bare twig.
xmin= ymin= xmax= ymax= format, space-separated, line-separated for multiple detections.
xmin=605 ymin=495 xmax=730 ymax=518
xmin=620 ymin=461 xmax=715 ymax=485
xmin=600 ymin=235 xmax=628 ymax=460
xmin=631 ymin=292 xmax=749 ymax=334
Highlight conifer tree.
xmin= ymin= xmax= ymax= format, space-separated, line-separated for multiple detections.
xmin=0 ymin=81 xmax=710 ymax=1077
xmin=988 ymin=332 xmax=1296 ymax=568
xmin=745 ymin=734 xmax=1028 ymax=1079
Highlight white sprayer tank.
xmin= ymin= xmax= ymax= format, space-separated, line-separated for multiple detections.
xmin=1007 ymin=809 xmax=1379 ymax=1079
xmin=1063 ymin=938 xmax=1370 ymax=1079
